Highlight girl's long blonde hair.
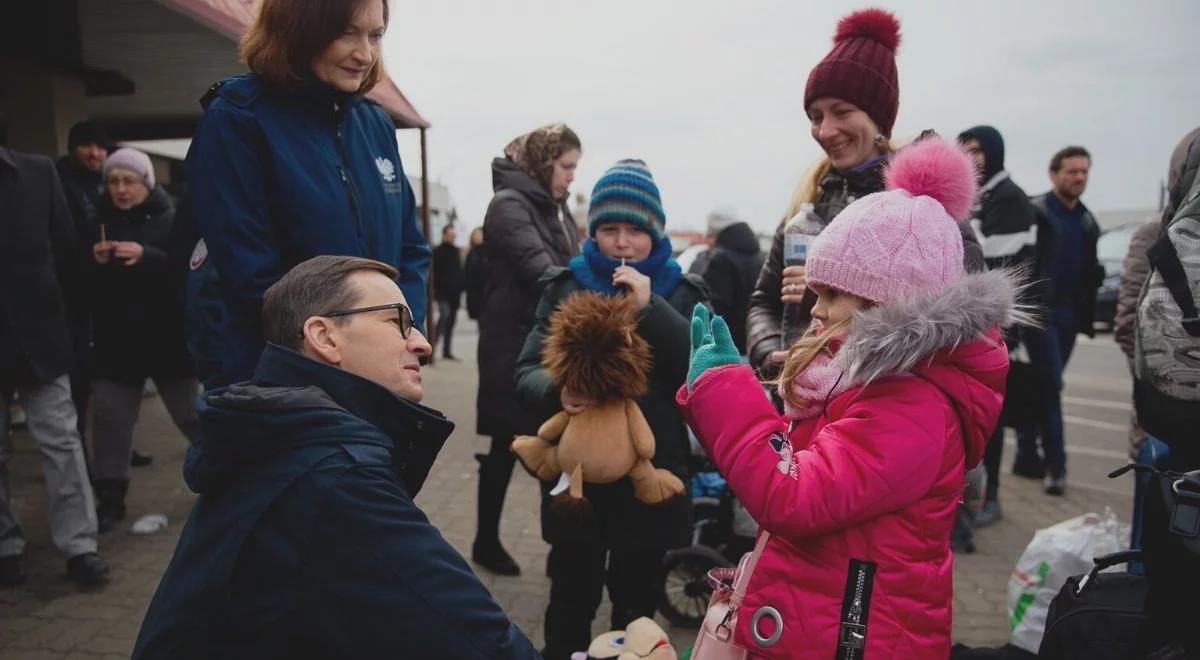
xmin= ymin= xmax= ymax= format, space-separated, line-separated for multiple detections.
xmin=781 ymin=138 xmax=897 ymax=222
xmin=771 ymin=317 xmax=852 ymax=413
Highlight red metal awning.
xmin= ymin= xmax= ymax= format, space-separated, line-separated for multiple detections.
xmin=155 ymin=0 xmax=430 ymax=129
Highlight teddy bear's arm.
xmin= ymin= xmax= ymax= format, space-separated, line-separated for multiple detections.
xmin=538 ymin=410 xmax=571 ymax=444
xmin=625 ymin=399 xmax=656 ymax=460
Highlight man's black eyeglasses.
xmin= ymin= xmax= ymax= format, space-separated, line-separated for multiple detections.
xmin=323 ymin=302 xmax=414 ymax=338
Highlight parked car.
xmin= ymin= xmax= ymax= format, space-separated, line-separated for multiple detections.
xmin=1094 ymin=222 xmax=1142 ymax=330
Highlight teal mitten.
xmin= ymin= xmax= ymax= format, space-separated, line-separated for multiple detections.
xmin=687 ymin=303 xmax=741 ymax=390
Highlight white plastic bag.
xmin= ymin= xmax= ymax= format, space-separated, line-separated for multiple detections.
xmin=1006 ymin=509 xmax=1129 ymax=653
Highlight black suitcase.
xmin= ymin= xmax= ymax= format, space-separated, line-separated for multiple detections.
xmin=1037 ymin=550 xmax=1153 ymax=660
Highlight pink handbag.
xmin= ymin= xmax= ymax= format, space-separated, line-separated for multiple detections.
xmin=690 ymin=531 xmax=780 ymax=659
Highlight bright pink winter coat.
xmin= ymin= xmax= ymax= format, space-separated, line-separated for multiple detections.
xmin=677 ymin=271 xmax=1017 ymax=659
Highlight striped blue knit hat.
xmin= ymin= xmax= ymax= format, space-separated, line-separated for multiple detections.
xmin=587 ymin=159 xmax=666 ymax=240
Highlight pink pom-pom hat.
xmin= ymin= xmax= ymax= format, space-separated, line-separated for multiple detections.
xmin=805 ymin=137 xmax=979 ymax=305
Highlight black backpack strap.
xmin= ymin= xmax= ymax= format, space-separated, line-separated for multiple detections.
xmin=1147 ymin=233 xmax=1200 ymax=337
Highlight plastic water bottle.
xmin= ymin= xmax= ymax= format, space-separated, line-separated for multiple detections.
xmin=781 ymin=203 xmax=823 ymax=348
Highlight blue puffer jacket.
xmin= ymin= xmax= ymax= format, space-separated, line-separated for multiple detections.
xmin=133 ymin=344 xmax=539 ymax=660
xmin=187 ymin=74 xmax=430 ymax=384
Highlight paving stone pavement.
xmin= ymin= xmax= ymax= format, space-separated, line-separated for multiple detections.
xmin=0 ymin=318 xmax=1133 ymax=658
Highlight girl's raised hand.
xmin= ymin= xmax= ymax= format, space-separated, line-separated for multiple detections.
xmin=687 ymin=305 xmax=740 ymax=391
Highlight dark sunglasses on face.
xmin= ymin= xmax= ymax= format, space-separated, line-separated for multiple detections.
xmin=323 ymin=302 xmax=414 ymax=338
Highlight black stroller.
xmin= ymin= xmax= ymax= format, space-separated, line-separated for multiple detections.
xmin=657 ymin=456 xmax=756 ymax=628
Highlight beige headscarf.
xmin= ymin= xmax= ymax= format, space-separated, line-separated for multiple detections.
xmin=503 ymin=122 xmax=579 ymax=200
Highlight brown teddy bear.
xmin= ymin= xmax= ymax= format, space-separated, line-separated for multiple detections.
xmin=512 ymin=291 xmax=684 ymax=505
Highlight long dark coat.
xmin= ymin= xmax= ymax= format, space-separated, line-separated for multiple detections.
xmin=0 ymin=148 xmax=76 ymax=386
xmin=89 ymin=186 xmax=193 ymax=385
xmin=476 ymin=157 xmax=580 ymax=437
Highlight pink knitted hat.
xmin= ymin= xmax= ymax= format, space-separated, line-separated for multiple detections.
xmin=805 ymin=137 xmax=977 ymax=305
xmin=103 ymin=147 xmax=156 ymax=190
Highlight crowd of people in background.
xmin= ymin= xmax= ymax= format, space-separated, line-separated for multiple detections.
xmin=1 ymin=0 xmax=1197 ymax=658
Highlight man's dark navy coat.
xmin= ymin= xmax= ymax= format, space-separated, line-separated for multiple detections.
xmin=133 ymin=344 xmax=539 ymax=659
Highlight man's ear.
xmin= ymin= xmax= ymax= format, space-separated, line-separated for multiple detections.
xmin=301 ymin=316 xmax=342 ymax=366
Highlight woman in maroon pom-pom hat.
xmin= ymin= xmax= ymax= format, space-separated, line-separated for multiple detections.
xmin=746 ymin=8 xmax=984 ymax=379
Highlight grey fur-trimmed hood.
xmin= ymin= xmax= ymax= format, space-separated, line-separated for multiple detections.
xmin=835 ymin=268 xmax=1032 ymax=386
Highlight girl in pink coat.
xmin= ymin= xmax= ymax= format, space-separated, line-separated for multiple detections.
xmin=677 ymin=137 xmax=1028 ymax=659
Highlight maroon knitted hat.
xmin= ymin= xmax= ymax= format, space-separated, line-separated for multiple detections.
xmin=804 ymin=8 xmax=902 ymax=137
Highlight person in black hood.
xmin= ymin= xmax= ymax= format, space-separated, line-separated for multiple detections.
xmin=957 ymin=126 xmax=1039 ymax=527
xmin=474 ymin=122 xmax=582 ymax=576
xmin=134 ymin=255 xmax=538 ymax=660
xmin=88 ymin=148 xmax=200 ymax=533
xmin=958 ymin=126 xmax=1039 ymax=272
xmin=699 ymin=208 xmax=763 ymax=354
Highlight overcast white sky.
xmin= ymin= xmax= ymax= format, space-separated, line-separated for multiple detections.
xmin=385 ymin=1 xmax=1200 ymax=237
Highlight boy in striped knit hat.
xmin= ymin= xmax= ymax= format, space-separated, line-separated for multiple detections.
xmin=514 ymin=160 xmax=710 ymax=659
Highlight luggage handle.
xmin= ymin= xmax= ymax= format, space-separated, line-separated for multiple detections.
xmin=1110 ymin=464 xmax=1200 ymax=501
xmin=1075 ymin=550 xmax=1142 ymax=594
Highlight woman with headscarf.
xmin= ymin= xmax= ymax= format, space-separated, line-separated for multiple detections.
xmin=745 ymin=8 xmax=983 ymax=380
xmin=474 ymin=123 xmax=582 ymax=576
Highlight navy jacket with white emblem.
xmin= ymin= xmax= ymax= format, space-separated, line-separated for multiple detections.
xmin=186 ymin=73 xmax=430 ymax=384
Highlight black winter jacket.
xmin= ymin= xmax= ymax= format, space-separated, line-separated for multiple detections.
xmin=746 ymin=157 xmax=985 ymax=377
xmin=54 ymin=157 xmax=102 ymax=334
xmin=1030 ymin=193 xmax=1103 ymax=337
xmin=432 ymin=242 xmax=465 ymax=303
xmin=89 ymin=187 xmax=194 ymax=385
xmin=0 ymin=148 xmax=76 ymax=386
xmin=464 ymin=247 xmax=487 ymax=320
xmin=515 ymin=268 xmax=707 ymax=551
xmin=701 ymin=222 xmax=763 ymax=354
xmin=973 ymin=174 xmax=1039 ymax=272
xmin=476 ymin=157 xmax=580 ymax=437
xmin=133 ymin=345 xmax=538 ymax=660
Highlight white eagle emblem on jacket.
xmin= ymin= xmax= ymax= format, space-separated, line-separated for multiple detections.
xmin=375 ymin=157 xmax=396 ymax=183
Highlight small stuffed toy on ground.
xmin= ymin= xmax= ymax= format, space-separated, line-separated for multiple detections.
xmin=571 ymin=617 xmax=678 ymax=660
xmin=512 ymin=291 xmax=684 ymax=504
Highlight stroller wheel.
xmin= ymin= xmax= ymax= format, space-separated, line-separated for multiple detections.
xmin=658 ymin=546 xmax=731 ymax=628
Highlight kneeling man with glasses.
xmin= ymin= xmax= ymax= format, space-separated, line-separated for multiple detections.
xmin=134 ymin=256 xmax=538 ymax=660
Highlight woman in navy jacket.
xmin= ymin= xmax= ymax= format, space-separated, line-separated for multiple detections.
xmin=186 ymin=0 xmax=429 ymax=384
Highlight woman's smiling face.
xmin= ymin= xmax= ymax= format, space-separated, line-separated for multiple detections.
xmin=808 ymin=97 xmax=884 ymax=170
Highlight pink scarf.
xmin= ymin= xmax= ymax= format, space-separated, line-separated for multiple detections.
xmin=778 ymin=331 xmax=851 ymax=420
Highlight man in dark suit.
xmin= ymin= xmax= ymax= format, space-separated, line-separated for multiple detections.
xmin=0 ymin=147 xmax=108 ymax=586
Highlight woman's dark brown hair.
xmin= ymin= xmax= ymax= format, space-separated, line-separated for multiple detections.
xmin=241 ymin=0 xmax=389 ymax=95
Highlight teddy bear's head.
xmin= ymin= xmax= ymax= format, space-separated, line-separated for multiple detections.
xmin=542 ymin=291 xmax=651 ymax=403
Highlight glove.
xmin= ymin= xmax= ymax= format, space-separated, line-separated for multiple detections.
xmin=687 ymin=303 xmax=741 ymax=390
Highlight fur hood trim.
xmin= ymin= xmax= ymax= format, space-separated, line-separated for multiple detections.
xmin=836 ymin=268 xmax=1032 ymax=386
